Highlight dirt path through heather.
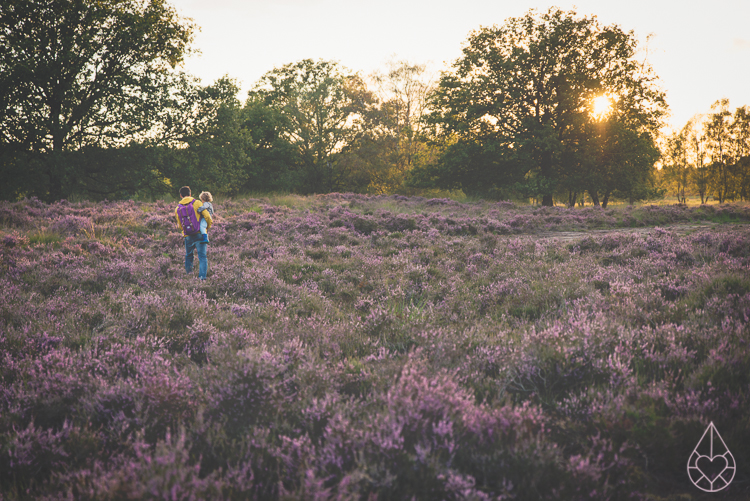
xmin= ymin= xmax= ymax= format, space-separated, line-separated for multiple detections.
xmin=533 ymin=222 xmax=746 ymax=242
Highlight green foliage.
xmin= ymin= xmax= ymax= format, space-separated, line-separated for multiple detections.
xmin=4 ymin=0 xmax=750 ymax=208
xmin=588 ymin=120 xmax=662 ymax=206
xmin=0 ymin=149 xmax=48 ymax=201
xmin=247 ymin=59 xmax=374 ymax=194
xmin=0 ymin=0 xmax=195 ymax=201
xmin=662 ymin=102 xmax=750 ymax=204
xmin=659 ymin=130 xmax=691 ymax=204
xmin=428 ymin=7 xmax=667 ymax=205
xmin=241 ymin=99 xmax=302 ymax=192
xmin=415 ymin=138 xmax=528 ymax=198
xmin=27 ymin=230 xmax=62 ymax=246
xmin=162 ymin=77 xmax=253 ymax=196
xmin=352 ymin=59 xmax=439 ymax=194
xmin=352 ymin=217 xmax=379 ymax=235
xmin=701 ymin=275 xmax=750 ymax=299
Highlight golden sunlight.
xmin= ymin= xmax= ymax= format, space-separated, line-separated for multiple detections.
xmin=592 ymin=95 xmax=613 ymax=119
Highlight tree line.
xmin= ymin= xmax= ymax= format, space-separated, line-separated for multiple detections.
xmin=660 ymin=100 xmax=750 ymax=204
xmin=2 ymin=1 xmax=742 ymax=205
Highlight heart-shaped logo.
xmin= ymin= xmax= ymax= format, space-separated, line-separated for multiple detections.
xmin=696 ymin=454 xmax=728 ymax=481
xmin=687 ymin=422 xmax=736 ymax=492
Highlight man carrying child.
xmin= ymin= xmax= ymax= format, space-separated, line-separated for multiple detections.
xmin=175 ymin=186 xmax=212 ymax=280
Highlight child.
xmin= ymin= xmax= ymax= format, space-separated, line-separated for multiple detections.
xmin=197 ymin=191 xmax=214 ymax=243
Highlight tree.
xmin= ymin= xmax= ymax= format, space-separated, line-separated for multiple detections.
xmin=705 ymin=99 xmax=733 ymax=202
xmin=665 ymin=102 xmax=750 ymax=205
xmin=661 ymin=130 xmax=690 ymax=203
xmin=161 ymin=77 xmax=253 ymax=196
xmin=731 ymin=106 xmax=750 ymax=200
xmin=241 ymin=99 xmax=302 ymax=193
xmin=429 ymin=7 xmax=667 ymax=204
xmin=363 ymin=59 xmax=437 ymax=193
xmin=681 ymin=117 xmax=710 ymax=204
xmin=0 ymin=0 xmax=195 ymax=201
xmin=605 ymin=124 xmax=661 ymax=205
xmin=567 ymin=118 xmax=658 ymax=207
xmin=732 ymin=106 xmax=750 ymax=160
xmin=247 ymin=59 xmax=373 ymax=194
xmin=65 ymin=144 xmax=172 ymax=199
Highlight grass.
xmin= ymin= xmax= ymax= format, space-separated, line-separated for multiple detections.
xmin=27 ymin=229 xmax=62 ymax=245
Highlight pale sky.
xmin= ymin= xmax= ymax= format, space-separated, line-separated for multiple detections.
xmin=170 ymin=0 xmax=750 ymax=132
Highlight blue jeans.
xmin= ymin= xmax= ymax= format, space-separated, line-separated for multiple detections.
xmin=184 ymin=234 xmax=208 ymax=279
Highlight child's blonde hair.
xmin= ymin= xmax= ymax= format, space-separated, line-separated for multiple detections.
xmin=199 ymin=191 xmax=213 ymax=202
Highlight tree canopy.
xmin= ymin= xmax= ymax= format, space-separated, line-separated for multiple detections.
xmin=12 ymin=2 xmax=750 ymax=205
xmin=428 ymin=7 xmax=667 ymax=204
xmin=246 ymin=59 xmax=374 ymax=193
xmin=0 ymin=0 xmax=195 ymax=200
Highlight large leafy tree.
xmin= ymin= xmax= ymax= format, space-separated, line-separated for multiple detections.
xmin=429 ymin=7 xmax=667 ymax=204
xmin=241 ymin=98 xmax=302 ymax=193
xmin=362 ymin=60 xmax=437 ymax=193
xmin=247 ymin=59 xmax=373 ymax=194
xmin=0 ymin=0 xmax=195 ymax=200
xmin=160 ymin=77 xmax=253 ymax=196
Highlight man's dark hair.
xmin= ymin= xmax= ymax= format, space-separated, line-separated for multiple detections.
xmin=179 ymin=186 xmax=191 ymax=197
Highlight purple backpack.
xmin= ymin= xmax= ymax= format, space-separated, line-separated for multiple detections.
xmin=177 ymin=199 xmax=201 ymax=236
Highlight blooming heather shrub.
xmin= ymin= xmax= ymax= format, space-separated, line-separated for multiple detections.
xmin=50 ymin=429 xmax=224 ymax=500
xmin=0 ymin=420 xmax=72 ymax=493
xmin=478 ymin=277 xmax=529 ymax=315
xmin=383 ymin=213 xmax=418 ymax=232
xmin=1 ymin=231 xmax=29 ymax=248
xmin=202 ymin=347 xmax=293 ymax=438
xmin=49 ymin=215 xmax=93 ymax=236
xmin=1 ymin=196 xmax=750 ymax=499
xmin=144 ymin=213 xmax=172 ymax=230
xmin=351 ymin=215 xmax=379 ymax=235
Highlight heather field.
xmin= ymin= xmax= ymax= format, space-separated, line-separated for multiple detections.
xmin=2 ymin=195 xmax=750 ymax=500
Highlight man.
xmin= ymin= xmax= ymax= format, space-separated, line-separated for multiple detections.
xmin=175 ymin=186 xmax=213 ymax=280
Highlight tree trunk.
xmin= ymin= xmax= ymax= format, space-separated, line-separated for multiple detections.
xmin=540 ymin=150 xmax=554 ymax=206
xmin=602 ymin=193 xmax=610 ymax=208
xmin=45 ymin=95 xmax=69 ymax=202
xmin=590 ymin=191 xmax=600 ymax=207
xmin=46 ymin=161 xmax=65 ymax=203
xmin=567 ymin=190 xmax=577 ymax=208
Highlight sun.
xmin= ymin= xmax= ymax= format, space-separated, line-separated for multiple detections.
xmin=592 ymin=95 xmax=613 ymax=119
